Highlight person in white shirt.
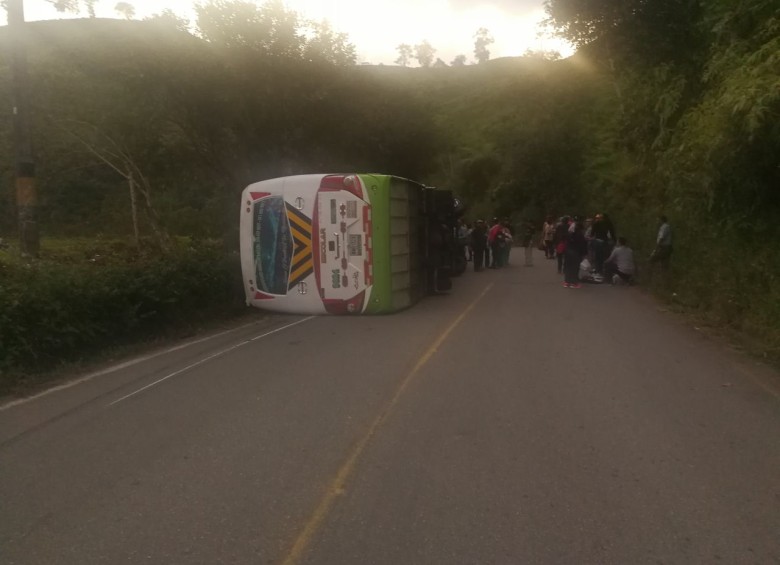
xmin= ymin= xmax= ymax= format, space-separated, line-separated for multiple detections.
xmin=651 ymin=215 xmax=672 ymax=266
xmin=604 ymin=237 xmax=636 ymax=284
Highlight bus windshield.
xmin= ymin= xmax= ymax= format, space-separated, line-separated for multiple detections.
xmin=253 ymin=196 xmax=292 ymax=295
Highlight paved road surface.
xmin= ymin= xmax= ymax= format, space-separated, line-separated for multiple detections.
xmin=2 ymin=251 xmax=779 ymax=564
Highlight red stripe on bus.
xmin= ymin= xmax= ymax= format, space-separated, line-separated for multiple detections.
xmin=312 ymin=197 xmax=323 ymax=296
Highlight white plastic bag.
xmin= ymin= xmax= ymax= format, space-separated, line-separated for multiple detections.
xmin=578 ymin=258 xmax=592 ymax=280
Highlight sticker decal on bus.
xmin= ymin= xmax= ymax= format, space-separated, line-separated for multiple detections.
xmin=348 ymin=234 xmax=363 ymax=256
xmin=319 ymin=229 xmax=327 ymax=263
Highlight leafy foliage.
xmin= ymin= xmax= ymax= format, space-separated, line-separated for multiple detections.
xmin=194 ymin=0 xmax=355 ymax=65
xmin=543 ymin=0 xmax=705 ymax=66
xmin=0 ymin=240 xmax=244 ymax=386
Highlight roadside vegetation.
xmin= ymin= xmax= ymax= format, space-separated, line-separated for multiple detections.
xmin=0 ymin=0 xmax=777 ymax=388
xmin=0 ymin=237 xmax=245 ymax=392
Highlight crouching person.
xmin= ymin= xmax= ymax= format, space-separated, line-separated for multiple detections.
xmin=604 ymin=237 xmax=636 ymax=285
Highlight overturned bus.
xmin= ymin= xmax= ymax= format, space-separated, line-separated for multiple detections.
xmin=240 ymin=174 xmax=462 ymax=315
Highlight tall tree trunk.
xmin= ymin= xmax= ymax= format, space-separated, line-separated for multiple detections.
xmin=7 ymin=0 xmax=39 ymax=257
xmin=128 ymin=171 xmax=140 ymax=248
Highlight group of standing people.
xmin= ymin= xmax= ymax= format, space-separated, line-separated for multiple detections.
xmin=540 ymin=214 xmax=672 ymax=288
xmin=458 ymin=213 xmax=672 ymax=288
xmin=462 ymin=218 xmax=514 ymax=271
xmin=458 ymin=218 xmax=538 ymax=272
xmin=542 ymin=214 xmax=625 ymax=288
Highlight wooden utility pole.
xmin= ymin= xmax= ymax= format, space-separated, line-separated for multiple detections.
xmin=7 ymin=0 xmax=39 ymax=257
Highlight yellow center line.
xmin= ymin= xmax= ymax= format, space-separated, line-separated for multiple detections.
xmin=279 ymin=283 xmax=494 ymax=565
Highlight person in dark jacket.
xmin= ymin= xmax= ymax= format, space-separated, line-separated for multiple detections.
xmin=553 ymin=216 xmax=570 ymax=274
xmin=563 ymin=221 xmax=588 ymax=288
xmin=471 ymin=220 xmax=488 ymax=271
xmin=603 ymin=213 xmax=617 ymax=252
xmin=590 ymin=213 xmax=610 ymax=274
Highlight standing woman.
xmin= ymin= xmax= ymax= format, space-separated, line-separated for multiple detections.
xmin=542 ymin=216 xmax=556 ymax=259
xmin=488 ymin=218 xmax=503 ymax=268
xmin=501 ymin=220 xmax=514 ymax=267
xmin=563 ymin=221 xmax=588 ymax=288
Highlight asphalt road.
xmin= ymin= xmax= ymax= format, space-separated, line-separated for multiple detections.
xmin=2 ymin=250 xmax=779 ymax=565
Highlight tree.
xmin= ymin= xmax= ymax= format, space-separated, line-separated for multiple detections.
xmin=451 ymin=54 xmax=467 ymax=67
xmin=543 ymin=0 xmax=703 ymax=65
xmin=14 ymin=19 xmax=211 ymax=243
xmin=144 ymin=9 xmax=190 ymax=33
xmin=54 ymin=120 xmax=170 ymax=249
xmin=45 ymin=0 xmax=78 ymax=11
xmin=523 ymin=49 xmax=562 ymax=61
xmin=196 ymin=0 xmax=306 ymax=58
xmin=303 ymin=21 xmax=356 ymax=66
xmin=114 ymin=1 xmax=135 ymax=20
xmin=432 ymin=57 xmax=447 ymax=68
xmin=43 ymin=1 xmax=99 ymax=19
xmin=473 ymin=27 xmax=494 ymax=64
xmin=395 ymin=43 xmax=412 ymax=67
xmin=414 ymin=40 xmax=435 ymax=68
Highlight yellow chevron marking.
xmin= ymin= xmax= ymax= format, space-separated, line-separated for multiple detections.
xmin=289 ymin=258 xmax=313 ymax=284
xmin=286 ymin=204 xmax=313 ymax=288
xmin=290 ymin=225 xmax=309 ymax=246
xmin=287 ymin=210 xmax=311 ymax=233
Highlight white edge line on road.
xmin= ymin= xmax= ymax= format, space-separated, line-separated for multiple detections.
xmin=107 ymin=316 xmax=315 ymax=407
xmin=0 ymin=318 xmax=305 ymax=413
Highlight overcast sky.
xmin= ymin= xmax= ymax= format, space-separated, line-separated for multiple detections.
xmin=4 ymin=0 xmax=573 ymax=64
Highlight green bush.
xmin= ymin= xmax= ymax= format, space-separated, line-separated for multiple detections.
xmin=0 ymin=245 xmax=245 ymax=385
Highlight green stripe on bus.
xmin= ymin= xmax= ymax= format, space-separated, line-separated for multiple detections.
xmin=359 ymin=174 xmax=393 ymax=314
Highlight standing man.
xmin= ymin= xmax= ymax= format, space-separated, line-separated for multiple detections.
xmin=603 ymin=213 xmax=617 ymax=253
xmin=650 ymin=215 xmax=673 ymax=267
xmin=590 ymin=213 xmax=609 ymax=274
xmin=554 ymin=216 xmax=569 ymax=274
xmin=522 ymin=220 xmax=534 ymax=266
xmin=471 ymin=220 xmax=487 ymax=271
